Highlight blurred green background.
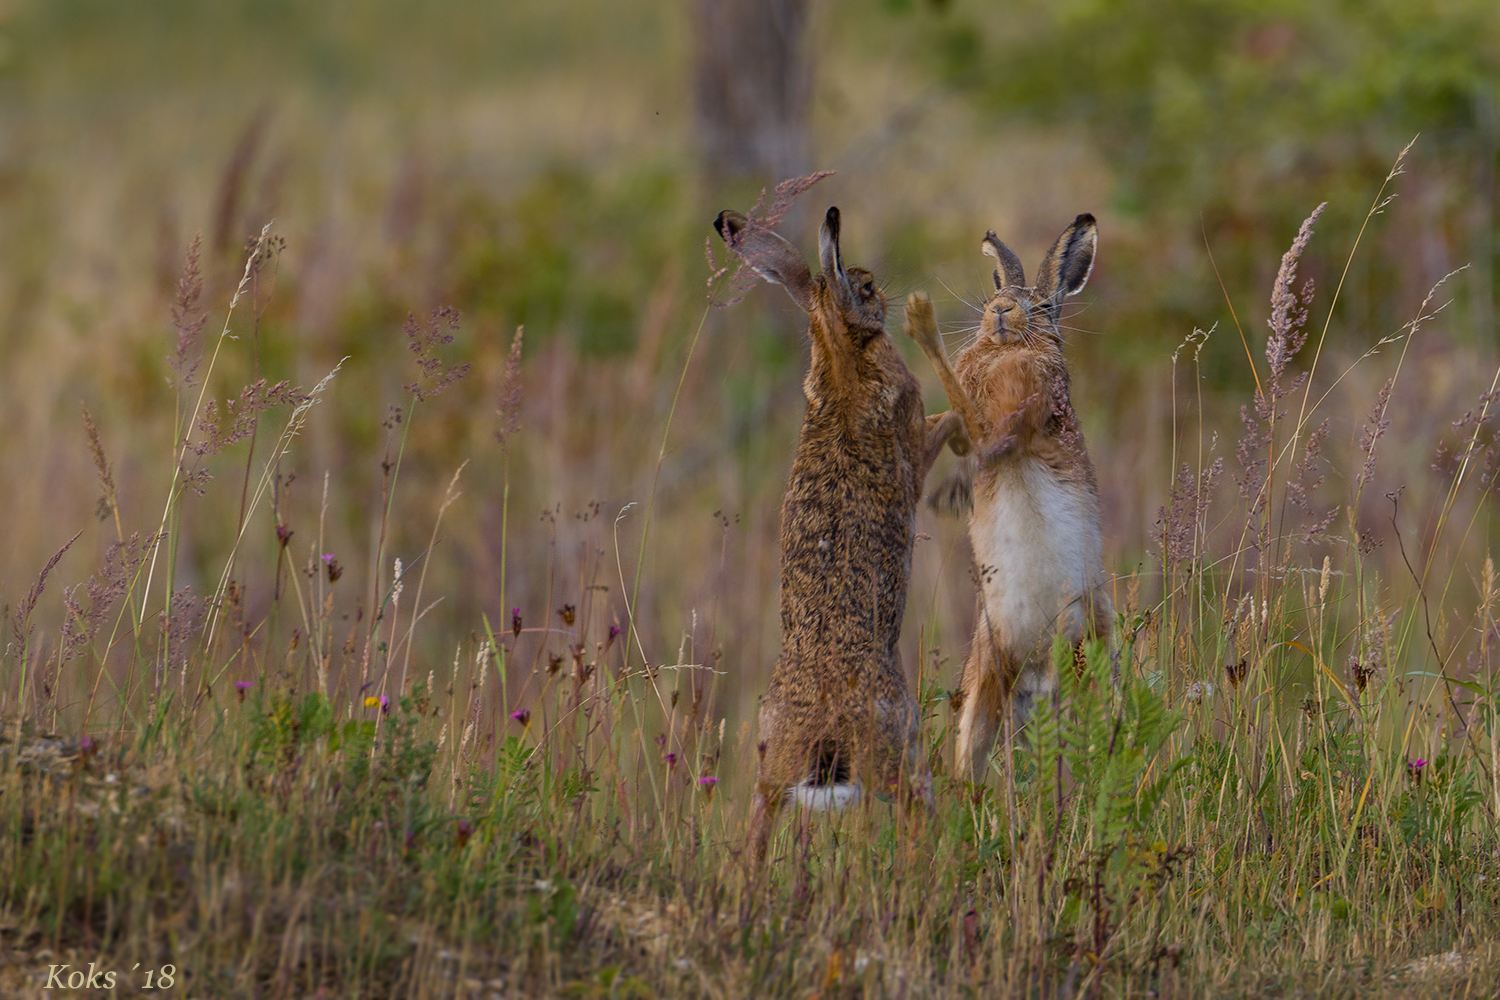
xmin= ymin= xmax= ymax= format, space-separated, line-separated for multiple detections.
xmin=1 ymin=0 xmax=1497 ymax=727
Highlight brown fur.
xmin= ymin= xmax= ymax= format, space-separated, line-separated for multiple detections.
xmin=909 ymin=215 xmax=1113 ymax=780
xmin=714 ymin=206 xmax=965 ymax=867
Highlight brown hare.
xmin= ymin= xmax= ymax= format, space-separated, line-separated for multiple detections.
xmin=713 ymin=205 xmax=967 ymax=865
xmin=905 ymin=214 xmax=1112 ymax=781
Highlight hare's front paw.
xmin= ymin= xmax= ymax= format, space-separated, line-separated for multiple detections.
xmin=925 ymin=410 xmax=970 ymax=458
xmin=948 ymin=423 xmax=971 ymax=457
xmin=903 ymin=291 xmax=941 ymax=352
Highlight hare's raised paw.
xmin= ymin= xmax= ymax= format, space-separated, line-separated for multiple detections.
xmin=902 ymin=291 xmax=941 ymax=354
xmin=905 ymin=293 xmax=984 ymax=446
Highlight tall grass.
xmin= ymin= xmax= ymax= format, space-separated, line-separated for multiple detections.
xmin=5 ymin=152 xmax=1500 ymax=998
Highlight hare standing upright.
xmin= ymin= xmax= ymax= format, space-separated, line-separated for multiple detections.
xmin=713 ymin=206 xmax=967 ymax=866
xmin=906 ymin=214 xmax=1112 ymax=781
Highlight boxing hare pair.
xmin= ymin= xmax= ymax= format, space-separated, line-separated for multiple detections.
xmin=714 ymin=206 xmax=1108 ymax=864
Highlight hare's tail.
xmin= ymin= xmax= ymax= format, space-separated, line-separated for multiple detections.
xmin=789 ymin=740 xmax=861 ymax=811
xmin=791 ymin=781 xmax=862 ymax=811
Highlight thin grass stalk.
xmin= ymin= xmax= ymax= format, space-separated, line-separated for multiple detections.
xmin=489 ymin=328 xmax=524 ymax=725
xmin=315 ymin=471 xmax=331 ymax=696
xmin=1286 ymin=138 xmax=1417 ymax=466
xmin=201 ymin=360 xmax=346 ymax=657
xmin=622 ymin=296 xmax=716 ymax=665
xmin=399 ymin=463 xmax=467 ymax=699
xmin=139 ymin=223 xmax=275 ymax=634
xmin=361 ymin=397 xmax=418 ymax=688
xmin=608 ymin=507 xmax=668 ymax=840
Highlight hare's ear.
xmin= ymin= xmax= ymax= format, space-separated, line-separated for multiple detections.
xmin=818 ymin=206 xmax=856 ymax=311
xmin=1034 ymin=214 xmax=1097 ymax=314
xmin=714 ymin=210 xmax=816 ymax=313
xmin=981 ymin=231 xmax=1026 ymax=290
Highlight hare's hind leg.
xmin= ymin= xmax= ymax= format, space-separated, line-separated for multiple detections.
xmin=1010 ymin=660 xmax=1057 ymax=732
xmin=1081 ymin=589 xmax=1118 ymax=684
xmin=900 ymin=741 xmax=935 ymax=813
xmin=749 ymin=699 xmax=791 ymax=873
xmin=868 ymin=699 xmax=934 ymax=813
xmin=955 ymin=630 xmax=1004 ymax=782
xmin=749 ymin=784 xmax=785 ymax=873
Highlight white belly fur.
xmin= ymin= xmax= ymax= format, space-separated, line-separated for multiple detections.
xmin=970 ymin=458 xmax=1106 ymax=666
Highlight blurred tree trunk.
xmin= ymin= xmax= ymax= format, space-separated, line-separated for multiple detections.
xmin=693 ymin=0 xmax=811 ymax=181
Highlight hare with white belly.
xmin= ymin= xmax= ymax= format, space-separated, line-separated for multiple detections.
xmin=713 ymin=205 xmax=967 ymax=865
xmin=905 ymin=214 xmax=1113 ymax=780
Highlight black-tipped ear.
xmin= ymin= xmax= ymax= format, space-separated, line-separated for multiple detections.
xmin=818 ymin=206 xmax=855 ymax=309
xmin=712 ymin=210 xmax=737 ymax=243
xmin=981 ymin=231 xmax=1026 ymax=290
xmin=818 ymin=206 xmax=843 ymax=281
xmin=714 ymin=209 xmax=816 ymax=313
xmin=1034 ymin=213 xmax=1097 ymax=308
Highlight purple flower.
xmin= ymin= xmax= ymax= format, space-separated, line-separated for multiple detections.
xmin=321 ymin=553 xmax=343 ymax=583
xmin=512 ymin=607 xmax=523 ymax=639
xmin=510 ymin=708 xmax=531 ymax=726
xmin=1407 ymin=758 xmax=1428 ymax=783
xmin=654 ymin=734 xmax=667 ymax=746
xmin=665 ymin=753 xmax=679 ymax=768
xmin=698 ymin=775 xmax=719 ymax=788
xmin=235 ymin=680 xmax=253 ymax=703
xmin=455 ymin=819 xmax=474 ymax=849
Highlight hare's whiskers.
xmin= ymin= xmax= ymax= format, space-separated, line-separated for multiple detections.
xmin=935 ymin=277 xmax=985 ymax=316
xmin=949 ymin=324 xmax=983 ymax=352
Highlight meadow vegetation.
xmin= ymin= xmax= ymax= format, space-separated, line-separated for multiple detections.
xmin=2 ymin=1 xmax=1500 ymax=996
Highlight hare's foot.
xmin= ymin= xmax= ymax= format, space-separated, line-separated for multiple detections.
xmin=955 ymin=656 xmax=1003 ymax=782
xmin=748 ymin=787 xmax=784 ymax=876
xmin=1010 ymin=665 xmax=1057 ymax=732
xmin=900 ymin=760 xmax=935 ymax=815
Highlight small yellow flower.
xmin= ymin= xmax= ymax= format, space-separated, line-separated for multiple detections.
xmin=365 ymin=696 xmax=381 ymax=707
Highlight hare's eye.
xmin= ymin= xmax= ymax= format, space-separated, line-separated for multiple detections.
xmin=861 ymin=280 xmax=874 ymax=297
